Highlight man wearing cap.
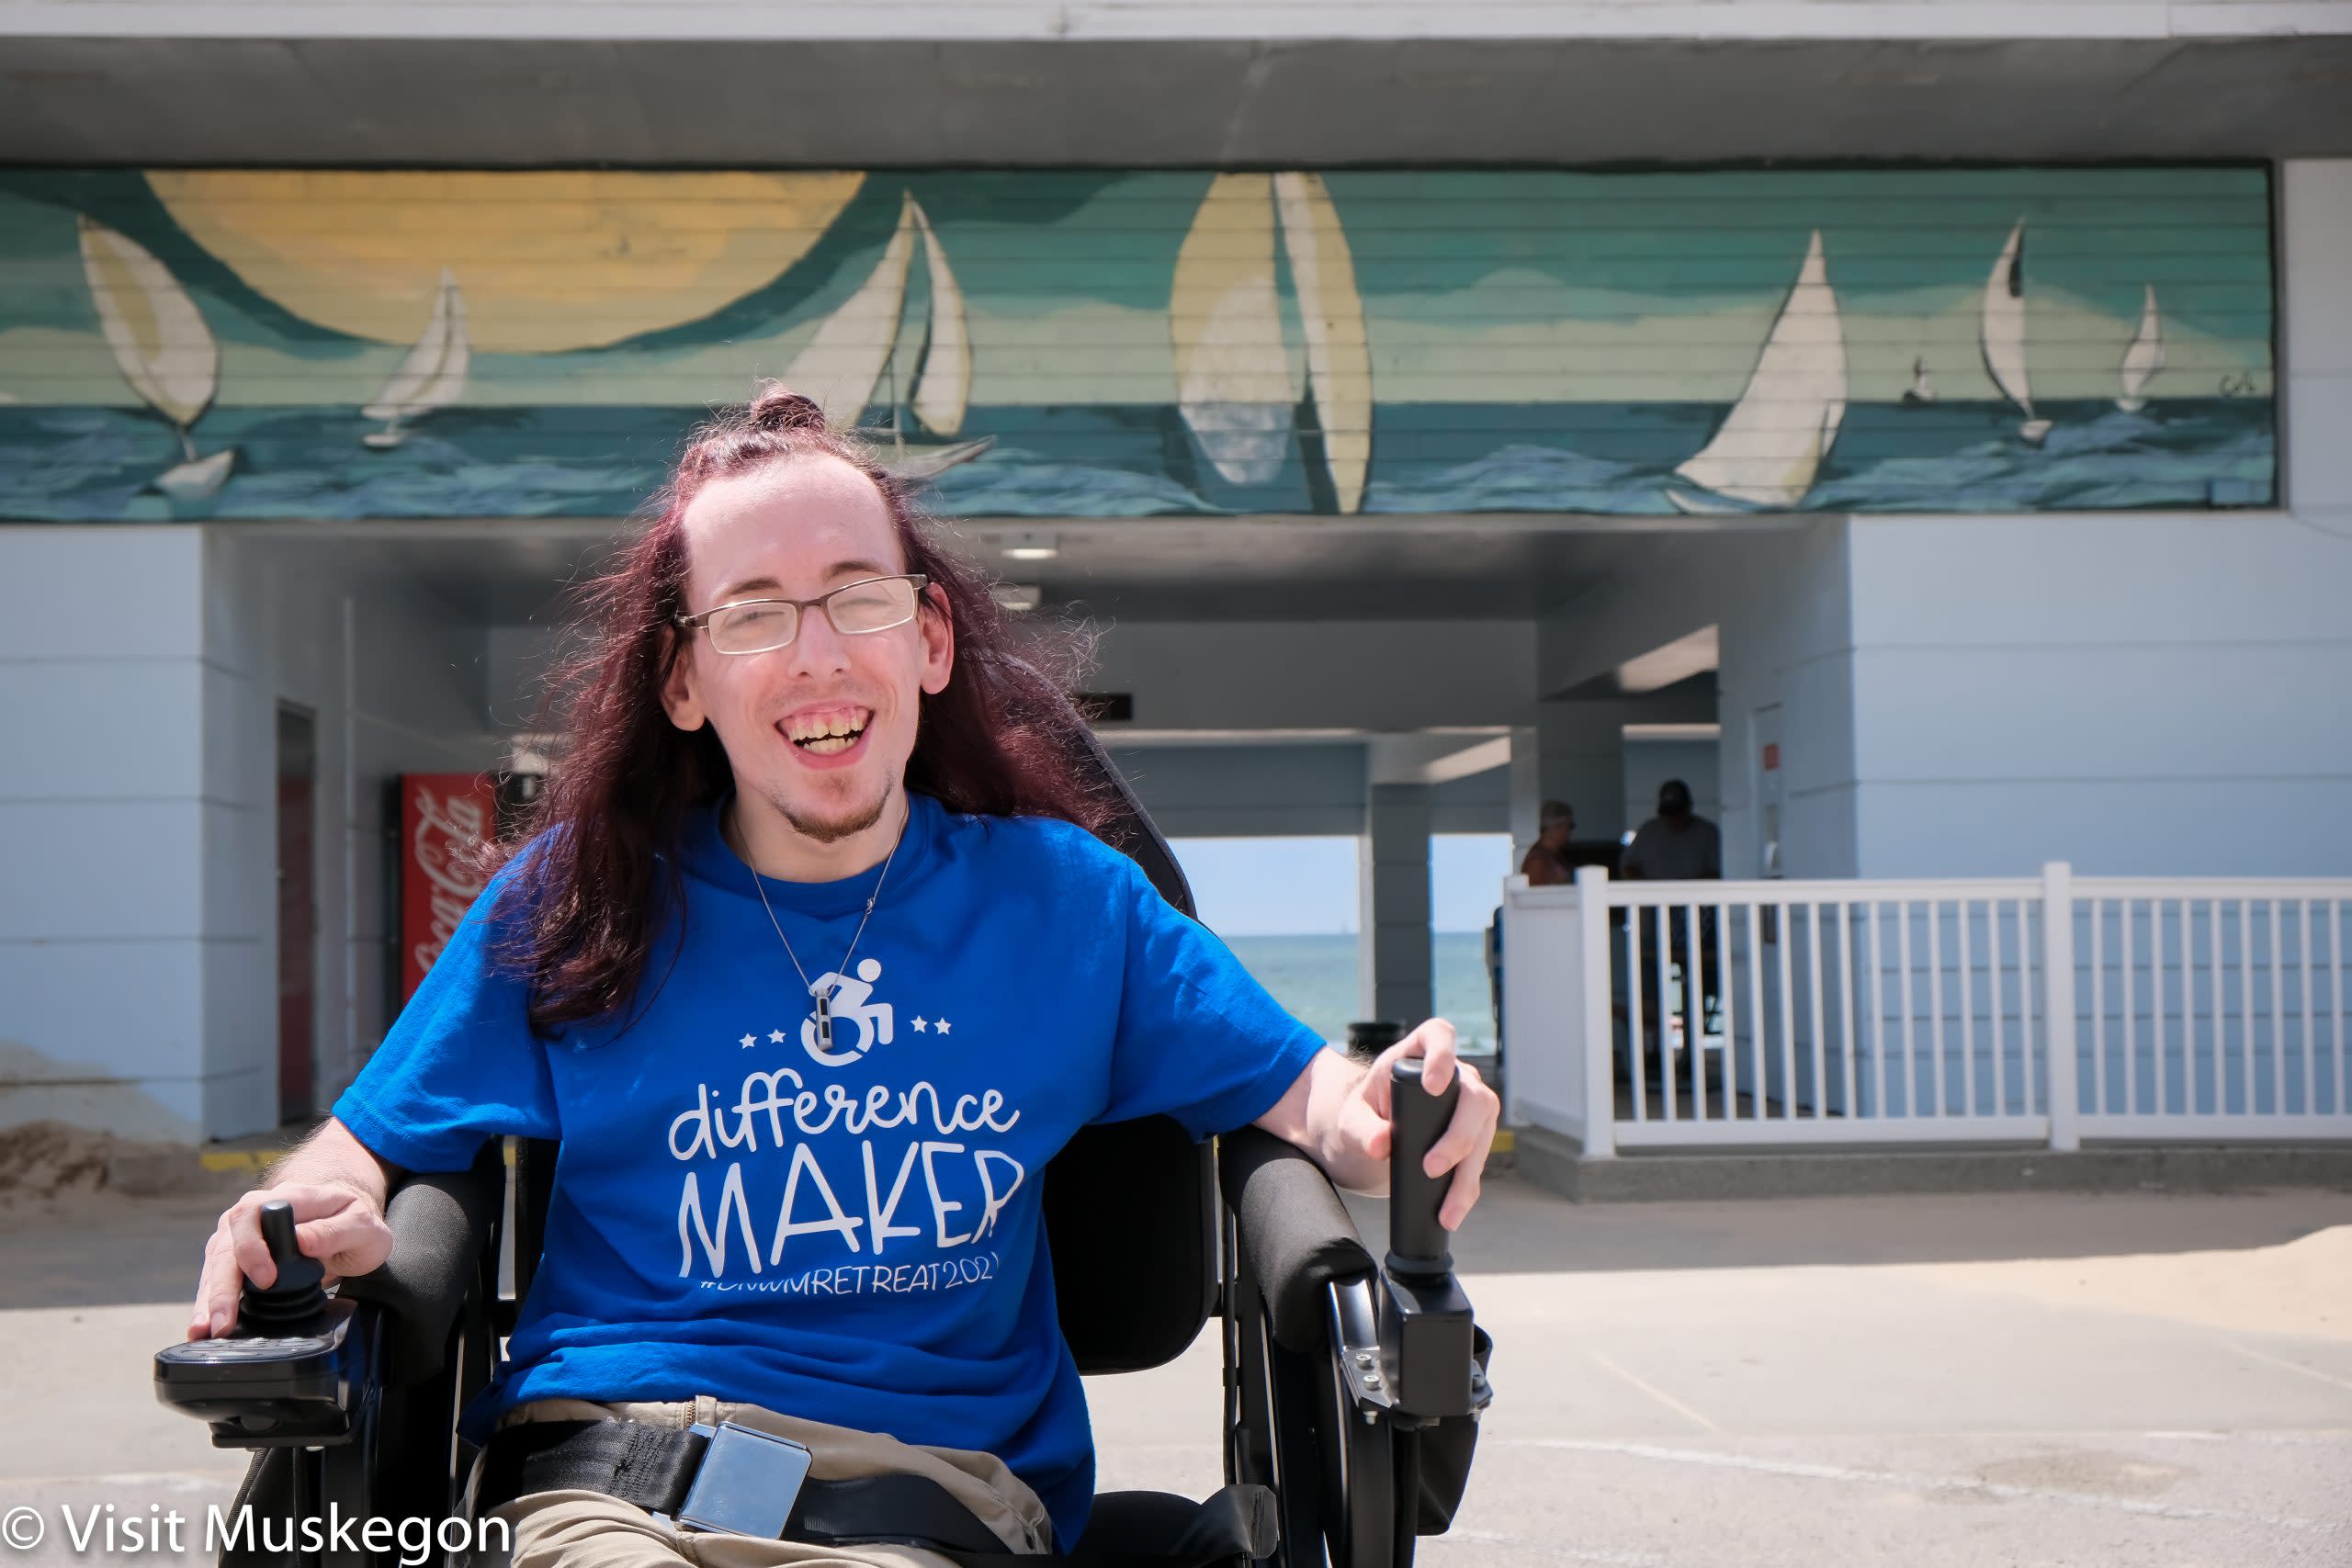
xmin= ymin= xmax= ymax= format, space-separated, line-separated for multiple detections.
xmin=1621 ymin=780 xmax=1723 ymax=1061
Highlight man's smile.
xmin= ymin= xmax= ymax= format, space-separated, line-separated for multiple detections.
xmin=778 ymin=704 xmax=875 ymax=760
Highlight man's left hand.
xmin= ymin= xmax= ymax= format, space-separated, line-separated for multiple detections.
xmin=1258 ymin=1019 xmax=1502 ymax=1230
xmin=1354 ymin=1019 xmax=1500 ymax=1229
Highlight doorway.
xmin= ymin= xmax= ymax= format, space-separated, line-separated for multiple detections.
xmin=276 ymin=704 xmax=318 ymax=1122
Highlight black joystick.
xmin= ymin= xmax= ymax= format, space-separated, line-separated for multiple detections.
xmin=238 ymin=1201 xmax=334 ymax=1337
xmin=1370 ymin=1056 xmax=1478 ymax=1425
xmin=1385 ymin=1057 xmax=1459 ymax=1280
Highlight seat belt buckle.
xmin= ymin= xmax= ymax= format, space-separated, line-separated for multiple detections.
xmin=674 ymin=1421 xmax=815 ymax=1538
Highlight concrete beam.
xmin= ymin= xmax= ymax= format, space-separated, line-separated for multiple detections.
xmin=1366 ymin=733 xmax=1512 ymax=787
xmin=8 ymin=36 xmax=2352 ymax=166
xmin=1359 ymin=784 xmax=1433 ymax=1027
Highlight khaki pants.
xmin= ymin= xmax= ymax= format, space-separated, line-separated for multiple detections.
xmin=476 ymin=1397 xmax=1053 ymax=1568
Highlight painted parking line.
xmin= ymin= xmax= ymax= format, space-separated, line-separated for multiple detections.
xmin=1585 ymin=1350 xmax=1721 ymax=1433
xmin=2222 ymin=1341 xmax=2352 ymax=1398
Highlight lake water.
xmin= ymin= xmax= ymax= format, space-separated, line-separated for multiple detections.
xmin=1221 ymin=931 xmax=1496 ymax=1052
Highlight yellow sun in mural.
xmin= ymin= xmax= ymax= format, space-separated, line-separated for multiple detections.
xmin=144 ymin=170 xmax=866 ymax=354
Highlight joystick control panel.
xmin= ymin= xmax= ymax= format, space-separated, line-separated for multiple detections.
xmin=1376 ymin=1058 xmax=1479 ymax=1422
xmin=153 ymin=1201 xmax=368 ymax=1448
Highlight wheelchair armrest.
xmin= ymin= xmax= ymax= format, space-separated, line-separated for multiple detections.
xmin=335 ymin=1140 xmax=504 ymax=1382
xmin=1218 ymin=1126 xmax=1374 ymax=1353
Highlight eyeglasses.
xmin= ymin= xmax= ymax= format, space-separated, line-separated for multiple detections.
xmin=674 ymin=574 xmax=930 ymax=657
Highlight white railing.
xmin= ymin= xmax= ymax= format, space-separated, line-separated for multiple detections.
xmin=1501 ymin=864 xmax=2352 ymax=1156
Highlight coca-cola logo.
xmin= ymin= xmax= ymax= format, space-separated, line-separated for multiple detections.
xmin=409 ymin=784 xmax=491 ymax=981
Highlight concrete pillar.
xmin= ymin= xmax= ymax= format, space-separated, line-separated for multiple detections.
xmin=1506 ymin=724 xmax=1542 ymax=863
xmin=1538 ymin=699 xmax=1630 ymax=843
xmin=2282 ymin=161 xmax=2352 ymax=529
xmin=1359 ymin=783 xmax=1433 ymax=1026
xmin=0 ymin=526 xmax=215 ymax=1141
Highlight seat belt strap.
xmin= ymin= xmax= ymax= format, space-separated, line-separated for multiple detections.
xmin=478 ymin=1422 xmax=1006 ymax=1553
xmin=478 ymin=1418 xmax=1276 ymax=1566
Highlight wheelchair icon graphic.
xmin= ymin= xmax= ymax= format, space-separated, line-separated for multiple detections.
xmin=801 ymin=957 xmax=895 ymax=1066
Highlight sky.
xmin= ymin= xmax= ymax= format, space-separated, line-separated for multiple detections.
xmin=1170 ymin=833 xmax=1513 ymax=936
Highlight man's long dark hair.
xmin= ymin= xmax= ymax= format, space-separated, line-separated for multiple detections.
xmin=499 ymin=384 xmax=1114 ymax=1034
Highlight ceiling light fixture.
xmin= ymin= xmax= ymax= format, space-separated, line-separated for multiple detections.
xmin=1001 ymin=533 xmax=1059 ymax=561
xmin=991 ymin=583 xmax=1042 ymax=614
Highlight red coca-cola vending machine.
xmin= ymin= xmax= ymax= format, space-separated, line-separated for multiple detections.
xmin=396 ymin=772 xmax=509 ymax=1002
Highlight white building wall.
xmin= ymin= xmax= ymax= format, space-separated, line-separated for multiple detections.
xmin=2284 ymin=160 xmax=2352 ymax=530
xmin=1841 ymin=511 xmax=2352 ymax=877
xmin=1711 ymin=524 xmax=1860 ymax=880
xmin=0 ymin=527 xmax=213 ymax=1139
xmin=0 ymin=525 xmax=495 ymax=1142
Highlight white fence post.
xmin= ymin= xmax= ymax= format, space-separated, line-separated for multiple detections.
xmin=1576 ymin=865 xmax=1616 ymax=1159
xmin=2041 ymin=861 xmax=2081 ymax=1152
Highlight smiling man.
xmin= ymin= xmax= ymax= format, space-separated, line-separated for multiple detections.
xmin=187 ymin=386 xmax=1498 ymax=1568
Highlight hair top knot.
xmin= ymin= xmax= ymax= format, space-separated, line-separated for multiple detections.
xmin=746 ymin=384 xmax=829 ymax=435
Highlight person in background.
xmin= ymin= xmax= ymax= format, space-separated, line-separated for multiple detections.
xmin=1619 ymin=779 xmax=1718 ymax=883
xmin=1520 ymin=799 xmax=1576 ymax=886
xmin=1620 ymin=779 xmax=1723 ymax=1070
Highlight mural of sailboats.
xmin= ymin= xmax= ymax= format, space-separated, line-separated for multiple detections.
xmin=1170 ymin=173 xmax=1373 ymax=512
xmin=75 ymin=215 xmax=235 ymax=501
xmin=361 ymin=269 xmax=468 ymax=449
xmin=783 ymin=193 xmax=991 ymax=481
xmin=1982 ymin=221 xmax=2053 ymax=445
xmin=1667 ymin=230 xmax=1846 ymax=513
xmin=2117 ymin=284 xmax=2164 ymax=412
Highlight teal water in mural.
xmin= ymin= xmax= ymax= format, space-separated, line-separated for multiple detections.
xmin=0 ymin=398 xmax=2275 ymax=522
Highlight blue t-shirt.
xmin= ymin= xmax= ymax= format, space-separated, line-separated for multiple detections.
xmin=333 ymin=792 xmax=1326 ymax=1549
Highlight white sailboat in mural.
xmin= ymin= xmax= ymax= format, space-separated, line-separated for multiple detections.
xmin=361 ymin=269 xmax=469 ymax=449
xmin=1273 ymin=173 xmax=1372 ymax=514
xmin=2116 ymin=284 xmax=2164 ymax=412
xmin=1982 ymin=220 xmax=2053 ymax=445
xmin=1667 ymin=230 xmax=1846 ymax=513
xmin=1171 ymin=174 xmax=1295 ymax=490
xmin=906 ymin=203 xmax=970 ymax=440
xmin=76 ymin=215 xmax=236 ymax=501
xmin=1170 ymin=172 xmax=1373 ymax=513
xmin=1903 ymin=356 xmax=1938 ymax=405
xmin=784 ymin=193 xmax=992 ymax=480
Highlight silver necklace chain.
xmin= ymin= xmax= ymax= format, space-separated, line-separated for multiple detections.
xmin=744 ymin=807 xmax=904 ymax=1055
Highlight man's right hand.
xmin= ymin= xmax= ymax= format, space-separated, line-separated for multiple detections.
xmin=189 ymin=1180 xmax=394 ymax=1341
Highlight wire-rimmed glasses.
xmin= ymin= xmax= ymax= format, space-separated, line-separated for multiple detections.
xmin=674 ymin=573 xmax=930 ymax=656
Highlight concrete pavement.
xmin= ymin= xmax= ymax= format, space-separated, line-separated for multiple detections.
xmin=1 ymin=1176 xmax=2346 ymax=1565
